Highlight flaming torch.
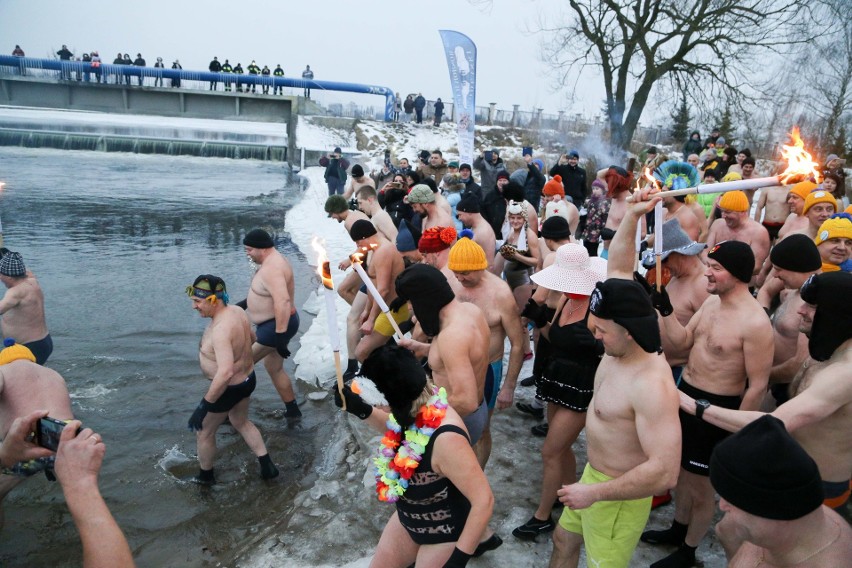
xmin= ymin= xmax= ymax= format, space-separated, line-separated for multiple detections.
xmin=349 ymin=248 xmax=405 ymax=342
xmin=633 ymin=127 xmax=822 ymax=201
xmin=312 ymin=237 xmax=345 ymax=409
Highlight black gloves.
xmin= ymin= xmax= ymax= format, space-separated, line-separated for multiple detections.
xmin=188 ymin=399 xmax=212 ymax=431
xmin=331 ymin=384 xmax=373 ymax=420
xmin=443 ymin=547 xmax=472 ymax=568
xmin=235 ymin=298 xmax=248 ymax=310
xmin=274 ymin=332 xmax=292 ymax=359
xmin=633 ymin=271 xmax=673 ymax=317
xmin=521 ymin=298 xmax=550 ymax=328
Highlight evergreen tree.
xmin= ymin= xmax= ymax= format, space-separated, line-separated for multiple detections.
xmin=718 ymin=104 xmax=736 ymax=143
xmin=831 ymin=124 xmax=848 ymax=158
xmin=670 ymin=96 xmax=691 ymax=142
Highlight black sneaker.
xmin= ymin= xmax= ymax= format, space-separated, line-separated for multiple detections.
xmin=531 ymin=423 xmax=549 ymax=437
xmin=516 ymin=401 xmax=544 ymax=420
xmin=472 ymin=534 xmax=503 ymax=557
xmin=520 ymin=375 xmax=537 ymax=387
xmin=512 ymin=516 xmax=555 ymax=541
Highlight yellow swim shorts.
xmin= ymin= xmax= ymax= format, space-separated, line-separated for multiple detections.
xmin=374 ymin=303 xmax=410 ymax=337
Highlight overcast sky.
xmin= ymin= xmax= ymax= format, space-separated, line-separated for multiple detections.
xmin=0 ymin=0 xmax=642 ymax=120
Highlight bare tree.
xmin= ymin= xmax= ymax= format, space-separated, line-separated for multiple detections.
xmin=537 ymin=0 xmax=817 ymax=150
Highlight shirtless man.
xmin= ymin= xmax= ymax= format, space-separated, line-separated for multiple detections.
xmin=540 ymin=176 xmax=580 ymax=237
xmin=324 ymin=195 xmax=369 ymax=306
xmin=642 ymin=234 xmax=774 ymax=568
xmin=708 ymin=415 xmax=852 ymax=567
xmin=661 ymin=195 xmax=701 ymax=242
xmin=416 ymin=225 xmax=457 ymax=277
xmin=776 ymin=181 xmax=815 ymax=240
xmin=815 ymin=216 xmax=852 ymax=271
xmin=349 ymin=221 xmax=405 ymax=362
xmin=447 ymin=235 xmax=525 ymax=467
xmin=0 ymin=341 xmax=73 ymax=525
xmin=394 ymin=264 xmax=490 ymax=447
xmin=597 ymin=166 xmax=634 ymax=259
xmin=0 ymin=252 xmax=53 ymax=364
xmin=242 ymin=229 xmax=301 ymax=417
xmin=795 ymin=190 xmax=837 ymax=240
xmin=406 ymin=184 xmax=454 ymax=231
xmin=549 ymin=199 xmax=680 ymax=567
xmin=681 ymin=271 xmax=852 ymax=523
xmin=341 ymin=164 xmax=375 ymax=201
xmin=755 ymin=235 xmax=822 ymax=407
xmin=752 ymin=184 xmax=790 ymax=242
xmin=355 ymin=186 xmax=398 ymax=242
xmin=455 ymin=196 xmax=496 ymax=270
xmin=705 ymin=191 xmax=770 ymax=286
xmin=186 ymin=275 xmax=278 ymax=484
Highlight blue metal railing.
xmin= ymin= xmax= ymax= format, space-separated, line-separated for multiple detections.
xmin=0 ymin=55 xmax=396 ymax=121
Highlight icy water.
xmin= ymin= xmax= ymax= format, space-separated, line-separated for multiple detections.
xmin=0 ymin=147 xmax=336 ymax=567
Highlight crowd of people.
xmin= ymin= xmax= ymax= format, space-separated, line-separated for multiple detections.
xmin=317 ymin=132 xmax=851 ymax=567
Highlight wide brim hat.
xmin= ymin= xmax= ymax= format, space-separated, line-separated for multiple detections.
xmin=531 ymin=243 xmax=607 ymax=295
xmin=641 ymin=218 xmax=707 ymax=268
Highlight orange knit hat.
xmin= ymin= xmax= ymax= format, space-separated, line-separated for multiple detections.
xmin=788 ymin=181 xmax=817 ymax=202
xmin=543 ymin=175 xmax=565 ymax=197
xmin=719 ymin=191 xmax=749 ymax=212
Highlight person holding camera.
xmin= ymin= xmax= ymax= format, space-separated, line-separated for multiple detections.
xmin=319 ymin=147 xmax=350 ymax=196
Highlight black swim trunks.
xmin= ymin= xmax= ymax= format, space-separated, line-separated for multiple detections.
xmin=24 ymin=334 xmax=53 ymax=365
xmin=255 ymin=312 xmax=300 ymax=349
xmin=678 ymin=379 xmax=741 ymax=476
xmin=206 ymin=372 xmax=257 ymax=413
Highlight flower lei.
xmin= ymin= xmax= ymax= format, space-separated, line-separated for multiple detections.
xmin=374 ymin=386 xmax=448 ymax=503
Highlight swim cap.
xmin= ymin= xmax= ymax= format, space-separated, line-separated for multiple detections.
xmin=448 ymin=231 xmax=487 ymax=272
xmin=707 ymin=240 xmax=754 ymax=283
xmin=719 ymin=191 xmax=749 ymax=212
xmin=187 ymin=274 xmax=229 ymax=305
xmin=0 ymin=338 xmax=36 ymax=365
xmin=769 ymin=234 xmax=821 ymax=273
xmin=349 ymin=219 xmax=377 ymax=241
xmin=710 ymin=415 xmax=823 ymax=521
xmin=391 ymin=264 xmax=454 ymax=337
xmin=418 ymin=226 xmax=456 ymax=254
xmin=802 ymin=190 xmax=837 ymax=215
xmin=243 ymin=229 xmax=274 ymax=249
xmin=799 ymin=272 xmax=852 ymax=361
xmin=814 ymin=214 xmax=852 ymax=246
xmin=589 ymin=278 xmax=661 ymax=354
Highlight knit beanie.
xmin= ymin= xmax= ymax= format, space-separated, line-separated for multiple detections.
xmin=589 ymin=279 xmax=661 ymax=354
xmin=543 ymin=175 xmax=565 ymax=197
xmin=720 ymin=171 xmax=742 ymax=183
xmin=0 ymin=252 xmax=26 ymax=277
xmin=407 ymin=184 xmax=436 ymax=204
xmin=710 ymin=415 xmax=823 ymax=520
xmin=418 ymin=226 xmax=457 ymax=253
xmin=799 ymin=272 xmax=852 ymax=360
xmin=325 ymin=194 xmax=349 ymax=215
xmin=243 ymin=229 xmax=274 ymax=249
xmin=391 ymin=264 xmax=455 ymax=337
xmin=707 ymin=240 xmax=754 ymax=283
xmin=789 ymin=180 xmax=817 ymax=201
xmin=540 ymin=216 xmax=572 ymax=240
xmin=349 ymin=219 xmax=377 ymax=241
xmin=719 ymin=191 xmax=749 ymax=212
xmin=803 ymin=190 xmax=838 ymax=215
xmin=448 ymin=230 xmax=488 ymax=272
xmin=815 ymin=214 xmax=852 ymax=246
xmin=456 ymin=195 xmax=481 ymax=214
xmin=351 ymin=164 xmax=364 ymax=177
xmin=591 ymin=179 xmax=607 ymax=193
xmin=0 ymin=338 xmax=36 ymax=365
xmin=769 ymin=234 xmax=821 ymax=273
xmin=544 ymin=201 xmax=570 ymax=222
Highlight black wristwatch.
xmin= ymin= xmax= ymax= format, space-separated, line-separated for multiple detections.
xmin=695 ymin=399 xmax=711 ymax=421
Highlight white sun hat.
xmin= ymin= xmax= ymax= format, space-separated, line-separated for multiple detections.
xmin=531 ymin=243 xmax=607 ymax=295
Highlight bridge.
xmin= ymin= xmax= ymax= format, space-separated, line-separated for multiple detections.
xmin=0 ymin=55 xmax=395 ymax=162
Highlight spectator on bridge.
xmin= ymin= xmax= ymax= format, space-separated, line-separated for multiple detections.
xmin=433 ymin=98 xmax=445 ymax=126
xmin=133 ymin=53 xmax=146 ymax=86
xmin=154 ymin=56 xmax=164 ymax=87
xmin=248 ymin=60 xmax=261 ymax=93
xmin=273 ymin=64 xmax=284 ymax=95
xmin=12 ymin=45 xmax=24 ymax=56
xmin=81 ymin=53 xmax=91 ymax=82
xmin=402 ymin=95 xmax=414 ymax=123
xmin=222 ymin=59 xmax=233 ymax=91
xmin=261 ymin=65 xmax=271 ymax=94
xmin=413 ymin=93 xmax=426 ymax=124
xmin=171 ymin=60 xmax=182 ymax=88
xmin=208 ymin=56 xmax=221 ymax=90
xmin=91 ymin=51 xmax=102 ymax=83
xmin=301 ymin=65 xmax=314 ymax=98
xmin=234 ymin=62 xmax=244 ymax=92
xmin=112 ymin=53 xmax=124 ymax=84
xmin=123 ymin=54 xmax=132 ymax=85
xmin=57 ymin=45 xmax=73 ymax=80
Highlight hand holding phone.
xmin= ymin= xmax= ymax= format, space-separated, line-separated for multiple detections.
xmin=37 ymin=417 xmax=80 ymax=452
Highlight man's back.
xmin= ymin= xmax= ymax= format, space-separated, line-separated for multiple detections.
xmin=0 ymin=361 xmax=73 ymax=432
xmin=0 ymin=277 xmax=48 ymax=344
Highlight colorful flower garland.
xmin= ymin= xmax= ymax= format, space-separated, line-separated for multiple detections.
xmin=374 ymin=386 xmax=448 ymax=503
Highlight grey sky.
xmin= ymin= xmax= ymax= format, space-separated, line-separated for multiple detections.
xmin=0 ymin=0 xmax=620 ymax=118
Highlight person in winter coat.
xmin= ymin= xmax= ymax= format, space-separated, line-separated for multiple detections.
xmin=261 ymin=65 xmax=271 ymax=94
xmin=273 ymin=65 xmax=284 ymax=94
xmin=122 ymin=54 xmax=132 ymax=85
xmin=473 ymin=149 xmax=507 ymax=199
xmin=208 ymin=57 xmax=221 ymax=90
xmin=57 ymin=45 xmax=73 ymax=80
xmin=418 ymin=150 xmax=449 ymax=182
xmin=319 ymin=147 xmax=350 ymax=196
xmin=433 ymin=98 xmax=445 ymax=126
xmin=402 ymin=95 xmax=415 ymax=123
xmin=247 ymin=61 xmax=260 ymax=93
xmin=510 ymin=155 xmax=546 ymax=212
xmin=458 ymin=163 xmax=482 ymax=203
xmin=683 ymin=131 xmax=703 ymax=158
xmin=233 ymin=62 xmax=244 ymax=92
xmin=171 ymin=60 xmax=182 ymax=88
xmin=133 ymin=53 xmax=146 ymax=86
xmin=413 ymin=93 xmax=426 ymax=124
xmin=393 ymin=93 xmax=402 ymax=122
xmin=548 ymin=149 xmax=587 ymax=205
xmin=221 ymin=59 xmax=233 ymax=91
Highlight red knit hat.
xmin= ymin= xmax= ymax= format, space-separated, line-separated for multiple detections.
xmin=543 ymin=175 xmax=565 ymax=197
xmin=418 ymin=226 xmax=457 ymax=253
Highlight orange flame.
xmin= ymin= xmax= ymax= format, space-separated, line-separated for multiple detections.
xmin=779 ymin=127 xmax=821 ymax=185
xmin=311 ymin=237 xmax=334 ymax=290
xmin=643 ymin=167 xmax=661 ymax=192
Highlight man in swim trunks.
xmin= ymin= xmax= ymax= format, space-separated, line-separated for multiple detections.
xmin=324 ymin=194 xmax=369 ymax=306
xmin=549 ymin=197 xmax=681 ymax=567
xmin=707 ymin=415 xmax=852 ymax=567
xmin=0 ymin=340 xmax=73 ymax=527
xmin=447 ymin=234 xmax=525 ymax=467
xmin=0 ymin=252 xmax=53 ymax=365
xmin=705 ymin=191 xmax=770 ymax=287
xmin=752 ymin=176 xmax=790 ymax=242
xmin=242 ymin=229 xmax=302 ymax=417
xmin=775 ymin=181 xmax=815 ymax=240
xmin=680 ymin=272 xmax=852 ymax=536
xmin=187 ymin=275 xmax=278 ymax=484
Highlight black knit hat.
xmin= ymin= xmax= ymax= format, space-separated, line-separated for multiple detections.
xmin=502 ymin=181 xmax=525 ymax=202
xmin=243 ymin=229 xmax=274 ymax=249
xmin=769 ymin=234 xmax=821 ymax=273
xmin=349 ymin=219 xmax=377 ymax=241
xmin=390 ymin=264 xmax=454 ymax=337
xmin=456 ymin=195 xmax=481 ymax=214
xmin=799 ymin=272 xmax=852 ymax=361
xmin=540 ymin=216 xmax=572 ymax=240
xmin=710 ymin=415 xmax=823 ymax=520
xmin=707 ymin=240 xmax=754 ymax=283
xmin=351 ymin=164 xmax=364 ymax=177
xmin=360 ymin=344 xmax=427 ymax=430
xmin=589 ymin=278 xmax=661 ymax=354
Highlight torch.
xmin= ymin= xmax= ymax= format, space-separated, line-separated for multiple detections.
xmin=349 ymin=249 xmax=405 ymax=342
xmin=312 ymin=238 xmax=345 ymax=409
xmin=0 ymin=180 xmax=5 ymax=247
xmin=654 ymin=200 xmax=663 ymax=291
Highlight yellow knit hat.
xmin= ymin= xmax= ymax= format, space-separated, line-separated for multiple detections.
xmin=803 ymin=191 xmax=838 ymax=215
xmin=721 ymin=172 xmax=742 ymax=183
xmin=719 ymin=190 xmax=749 ymax=212
xmin=789 ymin=181 xmax=817 ymax=201
xmin=0 ymin=338 xmax=36 ymax=365
xmin=448 ymin=231 xmax=488 ymax=272
xmin=815 ymin=216 xmax=852 ymax=246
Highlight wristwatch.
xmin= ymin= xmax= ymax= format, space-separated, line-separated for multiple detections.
xmin=695 ymin=399 xmax=711 ymax=421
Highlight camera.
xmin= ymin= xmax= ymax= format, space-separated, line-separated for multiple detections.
xmin=37 ymin=416 xmax=79 ymax=451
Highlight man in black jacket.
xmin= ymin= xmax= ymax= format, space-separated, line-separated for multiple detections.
xmin=481 ymin=171 xmax=512 ymax=237
xmin=414 ymin=93 xmax=426 ymax=124
xmin=57 ymin=45 xmax=73 ymax=80
xmin=133 ymin=53 xmax=146 ymax=86
xmin=459 ymin=163 xmax=482 ymax=202
xmin=548 ymin=149 xmax=587 ymax=204
xmin=208 ymin=57 xmax=221 ymax=90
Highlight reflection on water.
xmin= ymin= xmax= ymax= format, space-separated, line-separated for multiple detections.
xmin=0 ymin=147 xmax=332 ymax=567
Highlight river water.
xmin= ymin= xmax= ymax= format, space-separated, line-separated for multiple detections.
xmin=0 ymin=147 xmax=340 ymax=567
